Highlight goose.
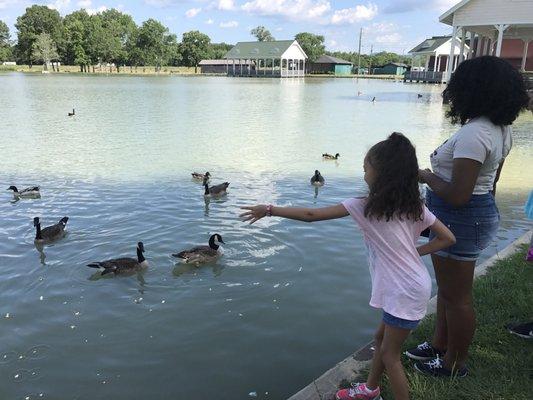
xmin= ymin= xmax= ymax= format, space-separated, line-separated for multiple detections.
xmin=322 ymin=153 xmax=340 ymax=160
xmin=310 ymin=170 xmax=325 ymax=186
xmin=372 ymin=97 xmax=376 ymax=103
xmin=87 ymin=242 xmax=148 ymax=276
xmin=417 ymin=94 xmax=423 ymax=98
xmin=68 ymin=109 xmax=75 ymax=117
xmin=204 ymin=180 xmax=229 ymax=198
xmin=192 ymin=171 xmax=210 ymax=182
xmin=172 ymin=234 xmax=224 ymax=265
xmin=8 ymin=185 xmax=40 ymax=198
xmin=34 ymin=216 xmax=69 ymax=243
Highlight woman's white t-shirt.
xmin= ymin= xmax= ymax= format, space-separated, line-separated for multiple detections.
xmin=430 ymin=117 xmax=512 ymax=195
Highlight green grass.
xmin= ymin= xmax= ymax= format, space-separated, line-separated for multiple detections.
xmin=354 ymin=245 xmax=533 ymax=399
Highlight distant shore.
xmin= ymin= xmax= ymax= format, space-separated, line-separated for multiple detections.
xmin=0 ymin=65 xmax=403 ymax=80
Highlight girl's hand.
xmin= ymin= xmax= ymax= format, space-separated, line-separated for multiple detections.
xmin=240 ymin=205 xmax=268 ymax=224
xmin=418 ymin=168 xmax=432 ymax=184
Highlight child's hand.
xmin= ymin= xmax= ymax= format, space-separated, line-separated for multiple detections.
xmin=418 ymin=168 xmax=432 ymax=183
xmin=240 ymin=205 xmax=268 ymax=224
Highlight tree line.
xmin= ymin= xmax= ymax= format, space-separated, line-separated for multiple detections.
xmin=0 ymin=5 xmax=411 ymax=72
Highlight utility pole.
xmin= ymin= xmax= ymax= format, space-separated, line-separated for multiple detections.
xmin=369 ymin=44 xmax=373 ymax=75
xmin=357 ymin=27 xmax=363 ymax=75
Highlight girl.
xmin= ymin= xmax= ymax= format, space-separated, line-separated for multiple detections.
xmin=240 ymin=133 xmax=456 ymax=400
xmin=406 ymin=56 xmax=530 ymax=378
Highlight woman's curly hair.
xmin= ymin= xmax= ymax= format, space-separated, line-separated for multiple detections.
xmin=364 ymin=133 xmax=423 ymax=221
xmin=444 ymin=56 xmax=529 ymax=126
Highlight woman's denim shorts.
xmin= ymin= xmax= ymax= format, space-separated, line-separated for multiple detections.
xmin=426 ymin=190 xmax=500 ymax=262
xmin=383 ymin=311 xmax=420 ymax=330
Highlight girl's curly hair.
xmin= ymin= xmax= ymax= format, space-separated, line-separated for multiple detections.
xmin=364 ymin=133 xmax=423 ymax=221
xmin=443 ymin=56 xmax=529 ymax=126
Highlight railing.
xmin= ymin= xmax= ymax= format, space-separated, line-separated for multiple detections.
xmin=404 ymin=70 xmax=443 ymax=83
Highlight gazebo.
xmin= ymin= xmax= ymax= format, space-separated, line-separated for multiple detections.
xmin=440 ymin=0 xmax=533 ymax=82
xmin=223 ymin=40 xmax=308 ymax=78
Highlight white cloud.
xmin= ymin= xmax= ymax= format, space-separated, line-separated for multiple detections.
xmin=47 ymin=0 xmax=71 ymax=12
xmin=384 ymin=0 xmax=457 ymax=14
xmin=330 ymin=3 xmax=378 ymax=25
xmin=185 ymin=7 xmax=201 ymax=18
xmin=0 ymin=0 xmax=19 ymax=9
xmin=217 ymin=0 xmax=235 ymax=10
xmin=241 ymin=0 xmax=331 ymax=22
xmin=375 ymin=32 xmax=402 ymax=44
xmin=86 ymin=5 xmax=108 ymax=14
xmin=219 ymin=20 xmax=238 ymax=28
xmin=77 ymin=0 xmax=91 ymax=7
xmin=205 ymin=18 xmax=214 ymax=24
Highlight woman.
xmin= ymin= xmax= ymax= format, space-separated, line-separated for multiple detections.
xmin=405 ymin=56 xmax=530 ymax=377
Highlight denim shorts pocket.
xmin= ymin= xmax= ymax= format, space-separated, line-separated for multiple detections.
xmin=475 ymin=218 xmax=499 ymax=251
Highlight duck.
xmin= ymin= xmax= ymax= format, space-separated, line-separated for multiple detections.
xmin=7 ymin=185 xmax=40 ymax=198
xmin=68 ymin=108 xmax=75 ymax=117
xmin=34 ymin=216 xmax=69 ymax=243
xmin=310 ymin=170 xmax=325 ymax=186
xmin=87 ymin=242 xmax=148 ymax=276
xmin=172 ymin=234 xmax=224 ymax=265
xmin=322 ymin=153 xmax=340 ymax=160
xmin=204 ymin=180 xmax=229 ymax=198
xmin=192 ymin=171 xmax=210 ymax=182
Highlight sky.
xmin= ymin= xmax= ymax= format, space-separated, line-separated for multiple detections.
xmin=0 ymin=0 xmax=459 ymax=54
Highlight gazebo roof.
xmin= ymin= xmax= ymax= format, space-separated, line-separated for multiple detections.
xmin=409 ymin=36 xmax=452 ymax=54
xmin=224 ymin=40 xmax=304 ymax=59
xmin=313 ymin=55 xmax=353 ymax=65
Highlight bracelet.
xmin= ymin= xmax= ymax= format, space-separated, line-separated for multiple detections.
xmin=266 ymin=204 xmax=273 ymax=217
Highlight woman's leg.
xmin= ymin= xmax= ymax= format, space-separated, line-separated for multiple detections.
xmin=366 ymin=322 xmax=385 ymax=390
xmin=380 ymin=324 xmax=412 ymax=400
xmin=431 ymin=254 xmax=448 ymax=352
xmin=431 ymin=254 xmax=476 ymax=370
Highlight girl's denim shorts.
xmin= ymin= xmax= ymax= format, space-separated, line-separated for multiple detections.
xmin=383 ymin=311 xmax=420 ymax=330
xmin=426 ymin=190 xmax=500 ymax=262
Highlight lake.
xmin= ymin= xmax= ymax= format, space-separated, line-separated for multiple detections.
xmin=0 ymin=74 xmax=531 ymax=400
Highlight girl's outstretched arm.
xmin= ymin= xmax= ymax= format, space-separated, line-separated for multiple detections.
xmin=417 ymin=219 xmax=456 ymax=256
xmin=240 ymin=204 xmax=349 ymax=224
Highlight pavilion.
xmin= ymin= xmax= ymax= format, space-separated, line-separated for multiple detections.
xmin=223 ymin=40 xmax=308 ymax=78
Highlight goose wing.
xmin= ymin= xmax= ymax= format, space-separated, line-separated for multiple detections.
xmin=20 ymin=186 xmax=39 ymax=194
xmin=87 ymin=257 xmax=139 ymax=275
xmin=41 ymin=223 xmax=64 ymax=239
xmin=209 ymin=182 xmax=229 ymax=195
xmin=172 ymin=246 xmax=218 ymax=263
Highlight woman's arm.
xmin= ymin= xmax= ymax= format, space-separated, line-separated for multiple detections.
xmin=417 ymin=219 xmax=456 ymax=256
xmin=240 ymin=204 xmax=349 ymax=224
xmin=492 ymin=159 xmax=505 ymax=196
xmin=419 ymin=158 xmax=482 ymax=207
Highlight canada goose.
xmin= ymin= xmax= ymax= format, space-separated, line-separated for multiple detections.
xmin=372 ymin=97 xmax=376 ymax=103
xmin=417 ymin=94 xmax=423 ymax=98
xmin=34 ymin=216 xmax=69 ymax=243
xmin=192 ymin=171 xmax=210 ymax=182
xmin=172 ymin=234 xmax=224 ymax=265
xmin=7 ymin=185 xmax=40 ymax=198
xmin=87 ymin=242 xmax=148 ymax=276
xmin=68 ymin=109 xmax=75 ymax=117
xmin=310 ymin=170 xmax=325 ymax=186
xmin=204 ymin=180 xmax=229 ymax=198
xmin=322 ymin=153 xmax=340 ymax=160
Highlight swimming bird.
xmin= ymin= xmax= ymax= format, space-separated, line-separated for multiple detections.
xmin=310 ymin=170 xmax=325 ymax=186
xmin=322 ymin=153 xmax=340 ymax=160
xmin=204 ymin=180 xmax=229 ymax=198
xmin=372 ymin=97 xmax=376 ymax=103
xmin=87 ymin=242 xmax=148 ymax=276
xmin=417 ymin=94 xmax=423 ymax=98
xmin=34 ymin=216 xmax=69 ymax=243
xmin=172 ymin=234 xmax=224 ymax=265
xmin=192 ymin=171 xmax=210 ymax=182
xmin=68 ymin=109 xmax=75 ymax=117
xmin=7 ymin=185 xmax=40 ymax=198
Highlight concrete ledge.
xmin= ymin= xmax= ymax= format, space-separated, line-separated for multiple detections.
xmin=288 ymin=230 xmax=532 ymax=400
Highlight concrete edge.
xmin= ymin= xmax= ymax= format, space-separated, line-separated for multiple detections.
xmin=288 ymin=230 xmax=532 ymax=400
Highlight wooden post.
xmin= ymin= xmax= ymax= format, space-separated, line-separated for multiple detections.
xmin=522 ymin=40 xmax=530 ymax=71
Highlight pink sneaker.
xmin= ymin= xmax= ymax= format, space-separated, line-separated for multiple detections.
xmin=335 ymin=383 xmax=381 ymax=400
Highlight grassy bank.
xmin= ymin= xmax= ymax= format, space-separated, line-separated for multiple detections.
xmin=0 ymin=64 xmax=197 ymax=75
xmin=374 ymin=245 xmax=533 ymax=400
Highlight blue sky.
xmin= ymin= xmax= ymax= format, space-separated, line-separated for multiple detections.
xmin=0 ymin=0 xmax=458 ymax=53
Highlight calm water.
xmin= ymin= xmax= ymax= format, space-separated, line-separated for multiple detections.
xmin=0 ymin=74 xmax=531 ymax=400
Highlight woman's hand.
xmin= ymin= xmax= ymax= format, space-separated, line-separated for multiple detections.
xmin=240 ymin=205 xmax=268 ymax=224
xmin=419 ymin=168 xmax=432 ymax=184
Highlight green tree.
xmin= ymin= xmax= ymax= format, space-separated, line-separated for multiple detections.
xmin=64 ymin=10 xmax=92 ymax=71
xmin=295 ymin=32 xmax=324 ymax=63
xmin=0 ymin=20 xmax=13 ymax=62
xmin=251 ymin=26 xmax=274 ymax=42
xmin=210 ymin=42 xmax=233 ymax=59
xmin=32 ymin=32 xmax=59 ymax=71
xmin=99 ymin=9 xmax=137 ymax=71
xmin=180 ymin=30 xmax=211 ymax=72
xmin=134 ymin=19 xmax=176 ymax=70
xmin=15 ymin=5 xmax=63 ymax=65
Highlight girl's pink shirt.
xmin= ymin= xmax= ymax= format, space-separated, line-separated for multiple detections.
xmin=342 ymin=198 xmax=436 ymax=321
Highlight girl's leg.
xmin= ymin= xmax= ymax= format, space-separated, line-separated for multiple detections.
xmin=366 ymin=322 xmax=385 ymax=390
xmin=431 ymin=254 xmax=476 ymax=369
xmin=380 ymin=324 xmax=412 ymax=400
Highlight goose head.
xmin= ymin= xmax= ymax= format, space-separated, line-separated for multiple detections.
xmin=137 ymin=242 xmax=147 ymax=264
xmin=59 ymin=217 xmax=69 ymax=226
xmin=314 ymin=170 xmax=321 ymax=178
xmin=33 ymin=217 xmax=40 ymax=227
xmin=205 ymin=172 xmax=211 ymax=178
xmin=7 ymin=186 xmax=18 ymax=192
xmin=335 ymin=153 xmax=340 ymax=159
xmin=208 ymin=234 xmax=224 ymax=250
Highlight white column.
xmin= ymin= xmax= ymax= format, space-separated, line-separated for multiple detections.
xmin=483 ymin=38 xmax=490 ymax=55
xmin=459 ymin=29 xmax=466 ymax=63
xmin=425 ymin=56 xmax=430 ymax=71
xmin=495 ymin=24 xmax=509 ymax=57
xmin=476 ymin=36 xmax=484 ymax=57
xmin=468 ymin=32 xmax=475 ymax=59
xmin=303 ymin=59 xmax=306 ymax=75
xmin=446 ymin=25 xmax=459 ymax=82
xmin=436 ymin=55 xmax=441 ymax=72
xmin=522 ymin=40 xmax=530 ymax=71
xmin=272 ymin=58 xmax=275 ymax=75
xmin=232 ymin=59 xmax=235 ymax=76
